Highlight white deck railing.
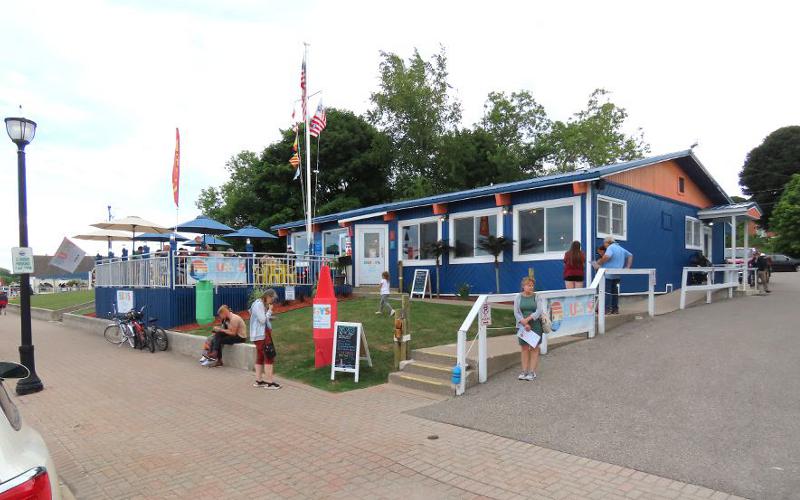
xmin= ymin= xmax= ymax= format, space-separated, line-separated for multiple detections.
xmin=679 ymin=265 xmax=740 ymax=309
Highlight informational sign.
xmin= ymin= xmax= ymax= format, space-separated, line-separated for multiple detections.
xmin=410 ymin=269 xmax=431 ymax=299
xmin=313 ymin=303 xmax=332 ymax=329
xmin=479 ymin=301 xmax=492 ymax=326
xmin=49 ymin=237 xmax=86 ymax=274
xmin=285 ymin=286 xmax=295 ymax=301
xmin=11 ymin=247 xmax=34 ymax=274
xmin=541 ymin=293 xmax=595 ymax=338
xmin=116 ymin=290 xmax=134 ymax=314
xmin=330 ymin=322 xmax=373 ymax=383
xmin=187 ymin=257 xmax=247 ymax=284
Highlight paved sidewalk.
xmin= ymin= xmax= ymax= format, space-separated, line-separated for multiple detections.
xmin=0 ymin=316 xmax=739 ymax=499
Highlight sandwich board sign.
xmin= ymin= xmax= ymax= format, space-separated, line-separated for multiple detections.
xmin=330 ymin=322 xmax=373 ymax=383
xmin=410 ymin=269 xmax=431 ymax=299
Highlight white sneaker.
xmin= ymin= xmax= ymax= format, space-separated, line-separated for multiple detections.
xmin=518 ymin=372 xmax=527 ymax=380
xmin=526 ymin=372 xmax=536 ymax=381
xmin=390 ymin=310 xmax=396 ymax=317
xmin=375 ymin=311 xmax=381 ymax=315
xmin=199 ymin=355 xmax=208 ymax=362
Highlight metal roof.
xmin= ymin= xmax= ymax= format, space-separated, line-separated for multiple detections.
xmin=697 ymin=201 xmax=762 ymax=220
xmin=272 ymin=150 xmax=731 ymax=231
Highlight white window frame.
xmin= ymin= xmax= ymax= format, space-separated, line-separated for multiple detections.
xmin=322 ymin=228 xmax=348 ymax=257
xmin=597 ymin=195 xmax=627 ymax=241
xmin=513 ymin=196 xmax=582 ymax=262
xmin=448 ymin=207 xmax=504 ymax=265
xmin=290 ymin=231 xmax=309 ymax=255
xmin=685 ymin=216 xmax=703 ymax=250
xmin=397 ymin=216 xmax=441 ymax=266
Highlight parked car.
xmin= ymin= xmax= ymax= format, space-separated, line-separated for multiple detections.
xmin=0 ymin=362 xmax=61 ymax=499
xmin=766 ymin=254 xmax=800 ymax=272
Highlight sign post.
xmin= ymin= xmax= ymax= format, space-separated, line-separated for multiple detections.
xmin=410 ymin=269 xmax=431 ymax=299
xmin=331 ymin=321 xmax=372 ymax=382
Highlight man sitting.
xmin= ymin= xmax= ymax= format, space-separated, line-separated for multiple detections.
xmin=202 ymin=305 xmax=247 ymax=367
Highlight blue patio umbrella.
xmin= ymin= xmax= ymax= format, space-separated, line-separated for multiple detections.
xmin=134 ymin=232 xmax=189 ymax=242
xmin=223 ymin=225 xmax=277 ymax=240
xmin=175 ymin=214 xmax=234 ymax=247
xmin=181 ymin=235 xmax=231 ymax=247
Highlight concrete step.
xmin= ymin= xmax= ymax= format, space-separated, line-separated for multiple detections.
xmin=408 ymin=348 xmax=458 ymax=366
xmin=401 ymin=360 xmax=478 ymax=385
xmin=387 ymin=372 xmax=457 ymax=396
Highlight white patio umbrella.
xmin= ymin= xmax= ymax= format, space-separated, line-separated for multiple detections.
xmin=91 ymin=216 xmax=171 ymax=253
xmin=73 ymin=228 xmax=133 ymax=241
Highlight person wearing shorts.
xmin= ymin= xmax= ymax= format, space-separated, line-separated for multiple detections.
xmin=249 ymin=289 xmax=281 ymax=389
xmin=563 ymin=241 xmax=586 ymax=288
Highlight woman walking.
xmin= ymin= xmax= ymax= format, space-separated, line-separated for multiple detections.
xmin=563 ymin=241 xmax=586 ymax=288
xmin=514 ymin=276 xmax=543 ymax=381
xmin=249 ymin=289 xmax=281 ymax=389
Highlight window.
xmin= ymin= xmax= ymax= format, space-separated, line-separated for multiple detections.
xmin=290 ymin=232 xmax=309 ymax=255
xmin=322 ymin=229 xmax=348 ymax=256
xmin=513 ymin=197 xmax=581 ymax=261
xmin=398 ymin=217 xmax=440 ymax=265
xmin=449 ymin=208 xmax=502 ymax=264
xmin=597 ymin=195 xmax=627 ymax=240
xmin=678 ymin=176 xmax=686 ymax=194
xmin=685 ymin=217 xmax=703 ymax=250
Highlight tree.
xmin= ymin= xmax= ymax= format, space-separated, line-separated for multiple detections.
xmin=739 ymin=126 xmax=800 ymax=227
xmin=421 ymin=240 xmax=452 ymax=297
xmin=545 ymin=89 xmax=650 ymax=171
xmin=368 ymin=47 xmax=462 ymax=198
xmin=770 ymin=173 xmax=800 ymax=257
xmin=478 ymin=90 xmax=551 ymax=176
xmin=477 ymin=235 xmax=514 ymax=293
xmin=197 ymin=109 xmax=392 ymax=251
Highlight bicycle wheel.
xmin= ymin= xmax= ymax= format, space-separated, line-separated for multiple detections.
xmin=153 ymin=327 xmax=169 ymax=351
xmin=104 ymin=324 xmax=124 ymax=345
xmin=123 ymin=324 xmax=136 ymax=348
xmin=146 ymin=329 xmax=156 ymax=353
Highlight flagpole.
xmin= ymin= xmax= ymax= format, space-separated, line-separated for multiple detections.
xmin=303 ymin=42 xmax=313 ymax=255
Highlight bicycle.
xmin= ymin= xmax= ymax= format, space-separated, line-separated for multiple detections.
xmin=134 ymin=306 xmax=169 ymax=352
xmin=104 ymin=306 xmax=136 ymax=348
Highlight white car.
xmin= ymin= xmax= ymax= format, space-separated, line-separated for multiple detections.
xmin=0 ymin=362 xmax=61 ymax=499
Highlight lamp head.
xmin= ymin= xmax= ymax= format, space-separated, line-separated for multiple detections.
xmin=4 ymin=117 xmax=37 ymax=147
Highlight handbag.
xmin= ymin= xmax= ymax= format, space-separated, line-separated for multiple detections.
xmin=540 ymin=311 xmax=553 ymax=334
xmin=263 ymin=340 xmax=277 ymax=359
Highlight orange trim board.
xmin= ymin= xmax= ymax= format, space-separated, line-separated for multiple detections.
xmin=606 ymin=160 xmax=713 ymax=208
xmin=432 ymin=203 xmax=448 ymax=215
xmin=572 ymin=182 xmax=588 ymax=195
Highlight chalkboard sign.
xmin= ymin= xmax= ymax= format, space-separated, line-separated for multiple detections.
xmin=330 ymin=322 xmax=373 ymax=382
xmin=410 ymin=269 xmax=431 ymax=299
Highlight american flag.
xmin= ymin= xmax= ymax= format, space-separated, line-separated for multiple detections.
xmin=300 ymin=56 xmax=307 ymax=121
xmin=309 ymin=101 xmax=327 ymax=138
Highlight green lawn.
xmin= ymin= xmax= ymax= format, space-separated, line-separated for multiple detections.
xmin=187 ymin=297 xmax=516 ymax=392
xmin=10 ymin=290 xmax=95 ymax=310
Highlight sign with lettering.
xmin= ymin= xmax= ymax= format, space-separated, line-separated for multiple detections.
xmin=410 ymin=269 xmax=431 ymax=299
xmin=479 ymin=301 xmax=492 ymax=326
xmin=330 ymin=322 xmax=372 ymax=383
xmin=313 ymin=303 xmax=332 ymax=329
xmin=49 ymin=238 xmax=86 ymax=274
xmin=11 ymin=247 xmax=34 ymax=274
xmin=285 ymin=286 xmax=295 ymax=301
xmin=116 ymin=290 xmax=134 ymax=314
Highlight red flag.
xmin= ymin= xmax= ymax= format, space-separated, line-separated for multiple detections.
xmin=172 ymin=128 xmax=180 ymax=207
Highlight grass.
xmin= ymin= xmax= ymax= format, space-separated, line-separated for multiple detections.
xmin=186 ymin=297 xmax=516 ymax=392
xmin=10 ymin=290 xmax=95 ymax=310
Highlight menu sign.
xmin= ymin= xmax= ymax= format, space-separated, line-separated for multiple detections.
xmin=330 ymin=322 xmax=372 ymax=383
xmin=410 ymin=269 xmax=430 ymax=299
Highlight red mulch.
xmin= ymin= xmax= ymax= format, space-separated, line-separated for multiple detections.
xmin=171 ymin=295 xmax=354 ymax=332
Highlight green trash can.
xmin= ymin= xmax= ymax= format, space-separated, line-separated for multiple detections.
xmin=196 ymin=280 xmax=214 ymax=325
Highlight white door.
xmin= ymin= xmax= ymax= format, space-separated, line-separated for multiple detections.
xmin=703 ymin=226 xmax=713 ymax=261
xmin=355 ymin=225 xmax=388 ymax=286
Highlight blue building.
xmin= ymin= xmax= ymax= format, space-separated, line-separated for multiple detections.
xmin=272 ymin=150 xmax=759 ymax=295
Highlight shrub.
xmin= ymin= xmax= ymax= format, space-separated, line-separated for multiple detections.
xmin=456 ymin=282 xmax=471 ymax=300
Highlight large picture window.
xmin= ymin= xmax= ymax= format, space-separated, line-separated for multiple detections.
xmin=449 ymin=208 xmax=502 ymax=264
xmin=513 ymin=197 xmax=580 ymax=261
xmin=597 ymin=195 xmax=627 ymax=240
xmin=685 ymin=217 xmax=703 ymax=250
xmin=322 ymin=229 xmax=348 ymax=256
xmin=398 ymin=217 xmax=440 ymax=265
xmin=290 ymin=232 xmax=309 ymax=255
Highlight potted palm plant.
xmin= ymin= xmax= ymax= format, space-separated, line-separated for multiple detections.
xmin=477 ymin=235 xmax=514 ymax=293
xmin=422 ymin=240 xmax=452 ymax=297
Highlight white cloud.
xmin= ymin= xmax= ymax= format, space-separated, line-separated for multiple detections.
xmin=1 ymin=0 xmax=798 ymax=268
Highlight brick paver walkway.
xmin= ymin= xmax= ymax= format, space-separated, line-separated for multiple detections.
xmin=0 ymin=316 xmax=740 ymax=499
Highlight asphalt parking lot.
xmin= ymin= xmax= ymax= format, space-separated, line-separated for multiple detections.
xmin=412 ymin=273 xmax=800 ymax=499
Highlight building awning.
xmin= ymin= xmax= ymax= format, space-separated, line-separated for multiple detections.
xmin=338 ymin=211 xmax=387 ymax=224
xmin=697 ymin=201 xmax=762 ymax=221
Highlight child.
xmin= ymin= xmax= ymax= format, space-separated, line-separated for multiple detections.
xmin=0 ymin=291 xmax=7 ymax=315
xmin=513 ymin=276 xmax=543 ymax=381
xmin=375 ymin=271 xmax=395 ymax=317
xmin=250 ymin=289 xmax=281 ymax=389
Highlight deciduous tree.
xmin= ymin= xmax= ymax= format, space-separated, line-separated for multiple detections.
xmin=770 ymin=173 xmax=800 ymax=257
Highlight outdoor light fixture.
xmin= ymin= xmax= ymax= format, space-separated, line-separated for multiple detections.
xmin=502 ymin=206 xmax=511 ymax=215
xmin=4 ymin=115 xmax=43 ymax=395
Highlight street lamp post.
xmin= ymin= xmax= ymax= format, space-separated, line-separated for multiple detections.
xmin=4 ymin=116 xmax=43 ymax=395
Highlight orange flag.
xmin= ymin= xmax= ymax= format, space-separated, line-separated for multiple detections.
xmin=172 ymin=128 xmax=180 ymax=207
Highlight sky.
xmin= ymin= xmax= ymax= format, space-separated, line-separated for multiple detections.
xmin=1 ymin=0 xmax=798 ymax=269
